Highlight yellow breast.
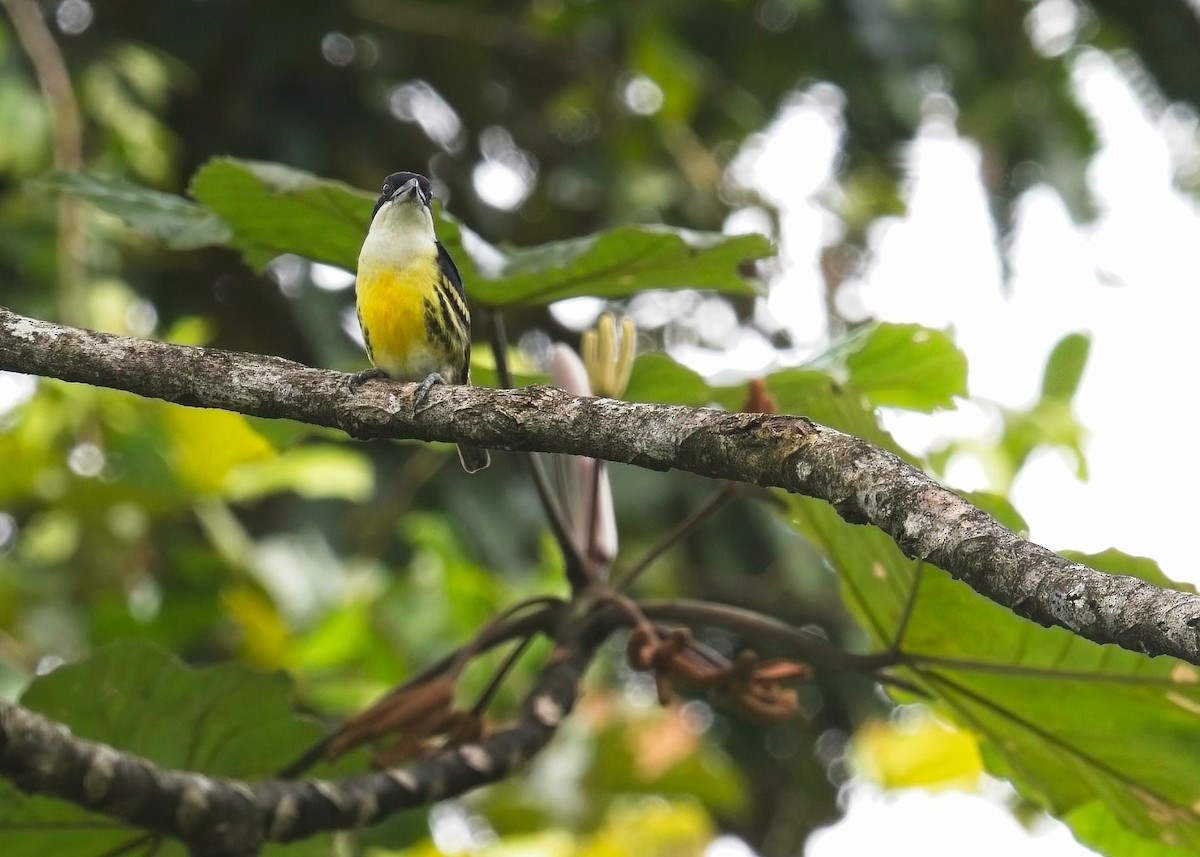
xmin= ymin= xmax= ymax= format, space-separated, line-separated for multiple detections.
xmin=356 ymin=257 xmax=439 ymax=379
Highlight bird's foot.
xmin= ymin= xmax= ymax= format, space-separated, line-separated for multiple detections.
xmin=349 ymin=367 xmax=387 ymax=393
xmin=413 ymin=372 xmax=446 ymax=414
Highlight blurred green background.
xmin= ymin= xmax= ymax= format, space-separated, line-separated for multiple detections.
xmin=3 ymin=2 xmax=1200 ymax=856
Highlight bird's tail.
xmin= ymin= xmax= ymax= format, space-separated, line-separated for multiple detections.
xmin=457 ymin=443 xmax=490 ymax=473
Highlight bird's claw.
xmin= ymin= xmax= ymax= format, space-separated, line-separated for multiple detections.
xmin=349 ymin=367 xmax=387 ymax=393
xmin=413 ymin=373 xmax=446 ymax=414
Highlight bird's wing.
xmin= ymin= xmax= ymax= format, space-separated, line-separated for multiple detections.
xmin=435 ymin=241 xmax=472 ymax=384
xmin=436 ymin=241 xmax=466 ymax=301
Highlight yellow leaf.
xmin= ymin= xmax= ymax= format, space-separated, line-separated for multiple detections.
xmin=580 ymin=799 xmax=712 ymax=857
xmin=368 ymin=833 xmax=576 ymax=857
xmin=221 ymin=585 xmax=290 ymax=670
xmin=164 ymin=407 xmax=274 ymax=494
xmin=224 ymin=446 xmax=374 ymax=502
xmin=852 ymin=710 xmax=983 ymax=791
xmin=369 ymin=802 xmax=712 ymax=857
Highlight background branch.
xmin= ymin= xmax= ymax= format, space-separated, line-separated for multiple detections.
xmin=0 ymin=620 xmax=600 ymax=855
xmin=0 ymin=0 xmax=87 ymax=324
xmin=277 ymin=600 xmax=564 ymax=780
xmin=2 ymin=306 xmax=1198 ymax=667
xmin=0 ymin=585 xmax=842 ymax=852
xmin=637 ymin=599 xmax=899 ymax=676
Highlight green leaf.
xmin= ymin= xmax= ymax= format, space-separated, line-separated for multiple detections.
xmin=190 ymin=157 xmax=374 ymax=271
xmin=782 ymin=397 xmax=1200 ymax=857
xmin=624 ymin=353 xmax=711 ymax=406
xmin=932 ymin=334 xmax=1091 ymax=491
xmin=0 ymin=77 xmax=51 ymax=175
xmin=760 ymin=368 xmax=907 ymax=455
xmin=998 ymin=398 xmax=1088 ymax=487
xmin=224 ymin=445 xmax=374 ymax=503
xmin=1040 ymin=332 xmax=1091 ymax=403
xmin=67 ymin=157 xmax=767 ymax=310
xmin=467 ymin=358 xmax=546 ymax=391
xmin=478 ymin=225 xmax=770 ymax=306
xmin=844 ymin=322 xmax=967 ymax=412
xmin=36 ymin=171 xmax=231 ymax=249
xmin=187 ymin=158 xmax=507 ymax=287
xmin=1061 ymin=548 xmax=1194 ymax=596
xmin=1067 ymin=801 xmax=1199 ymax=857
xmin=0 ymin=642 xmax=336 ymax=856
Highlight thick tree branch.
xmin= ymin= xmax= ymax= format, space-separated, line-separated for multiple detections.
xmin=0 ymin=633 xmax=597 ymax=855
xmin=0 ymin=584 xmax=904 ymax=852
xmin=2 ymin=306 xmax=1199 ymax=666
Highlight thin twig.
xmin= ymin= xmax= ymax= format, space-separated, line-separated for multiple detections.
xmin=613 ymin=483 xmax=736 ymax=592
xmin=277 ymin=599 xmax=562 ymax=778
xmin=638 ymin=599 xmax=927 ymax=696
xmin=637 ymin=599 xmax=900 ymax=675
xmin=487 ymin=310 xmax=590 ymax=589
xmin=656 ymin=624 xmax=727 ymax=667
xmin=889 ymin=560 xmax=927 ymax=654
xmin=469 ymin=634 xmax=537 ymax=718
xmin=585 ymin=458 xmax=606 ymax=567
xmin=1 ymin=0 xmax=86 ymax=324
xmin=447 ymin=595 xmax=564 ymax=676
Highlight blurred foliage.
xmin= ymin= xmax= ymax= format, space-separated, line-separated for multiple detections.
xmin=47 ymin=161 xmax=772 ymax=304
xmin=0 ymin=642 xmax=346 ymax=857
xmin=378 ymin=797 xmax=714 ymax=857
xmin=930 ymin=331 xmax=1091 ymax=492
xmin=36 ymin=171 xmax=231 ymax=249
xmin=3 ymin=1 xmax=1200 ymax=856
xmin=851 ymin=712 xmax=983 ymax=792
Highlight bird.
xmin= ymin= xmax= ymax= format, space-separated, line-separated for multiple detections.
xmin=350 ymin=171 xmax=490 ymax=473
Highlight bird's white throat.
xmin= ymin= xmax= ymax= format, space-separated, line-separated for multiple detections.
xmin=360 ymin=201 xmax=437 ymax=267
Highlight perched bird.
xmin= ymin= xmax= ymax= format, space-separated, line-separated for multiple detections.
xmin=351 ymin=171 xmax=490 ymax=472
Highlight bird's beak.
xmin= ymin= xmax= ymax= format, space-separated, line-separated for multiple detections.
xmin=391 ymin=177 xmax=424 ymax=205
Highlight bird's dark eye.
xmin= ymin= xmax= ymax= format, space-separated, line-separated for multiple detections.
xmin=382 ymin=184 xmax=392 ymax=196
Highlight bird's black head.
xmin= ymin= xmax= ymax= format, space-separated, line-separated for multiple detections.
xmin=372 ymin=171 xmax=433 ymax=219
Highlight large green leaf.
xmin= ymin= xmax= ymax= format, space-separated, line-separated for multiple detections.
xmin=186 ymin=158 xmax=502 ymax=287
xmin=182 ymin=158 xmax=770 ymax=306
xmin=623 ymin=326 xmax=965 ymax=419
xmin=0 ymin=642 xmax=338 ymax=856
xmin=189 ymin=158 xmax=768 ymax=302
xmin=844 ymin=322 xmax=968 ymax=412
xmin=476 ymin=226 xmax=770 ymax=306
xmin=44 ymin=156 xmax=765 ymax=315
xmin=189 ymin=157 xmax=373 ymax=271
xmin=782 ymin=390 xmax=1200 ymax=855
xmin=36 ymin=171 xmax=231 ymax=249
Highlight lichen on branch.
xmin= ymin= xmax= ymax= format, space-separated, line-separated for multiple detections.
xmin=3 ymin=306 xmax=1197 ymax=665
